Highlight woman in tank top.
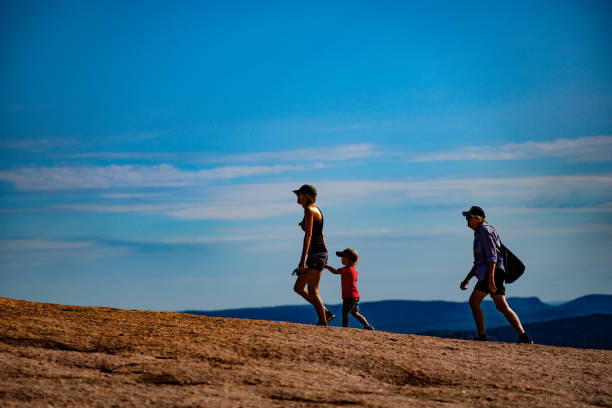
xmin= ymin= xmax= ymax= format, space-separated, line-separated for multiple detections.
xmin=292 ymin=184 xmax=335 ymax=326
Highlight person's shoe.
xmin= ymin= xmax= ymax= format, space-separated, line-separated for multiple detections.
xmin=473 ymin=334 xmax=487 ymax=341
xmin=325 ymin=310 xmax=335 ymax=324
xmin=364 ymin=325 xmax=374 ymax=330
xmin=517 ymin=333 xmax=534 ymax=344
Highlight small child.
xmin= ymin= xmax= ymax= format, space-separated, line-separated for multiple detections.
xmin=324 ymin=248 xmax=374 ymax=330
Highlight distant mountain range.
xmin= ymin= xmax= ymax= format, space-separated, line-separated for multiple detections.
xmin=424 ymin=314 xmax=612 ymax=350
xmin=183 ymin=294 xmax=612 ymax=334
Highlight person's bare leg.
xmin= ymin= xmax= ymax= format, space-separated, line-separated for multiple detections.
xmin=294 ymin=273 xmax=332 ymax=313
xmin=469 ymin=290 xmax=488 ymax=336
xmin=492 ymin=295 xmax=526 ymax=335
xmin=352 ymin=311 xmax=370 ymax=328
xmin=293 ymin=275 xmax=312 ymax=304
xmin=306 ymin=269 xmax=327 ymax=325
xmin=342 ymin=312 xmax=349 ymax=327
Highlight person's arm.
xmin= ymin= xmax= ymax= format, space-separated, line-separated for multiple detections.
xmin=460 ymin=265 xmax=476 ymax=290
xmin=488 ymin=262 xmax=497 ymax=293
xmin=479 ymin=227 xmax=499 ymax=293
xmin=325 ymin=264 xmax=341 ymax=274
xmin=299 ymin=208 xmax=313 ymax=273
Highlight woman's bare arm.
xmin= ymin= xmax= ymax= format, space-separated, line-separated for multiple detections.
xmin=299 ymin=208 xmax=314 ymax=272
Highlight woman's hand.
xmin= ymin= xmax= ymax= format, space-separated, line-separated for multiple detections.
xmin=298 ymin=260 xmax=307 ymax=274
xmin=460 ymin=280 xmax=469 ymax=290
xmin=488 ymin=281 xmax=497 ymax=294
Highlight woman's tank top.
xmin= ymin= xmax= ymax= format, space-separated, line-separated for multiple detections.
xmin=300 ymin=207 xmax=327 ymax=254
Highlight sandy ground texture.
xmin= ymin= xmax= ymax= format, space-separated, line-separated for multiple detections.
xmin=1 ymin=297 xmax=611 ymax=408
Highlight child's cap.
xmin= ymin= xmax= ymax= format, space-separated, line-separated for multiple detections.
xmin=335 ymin=248 xmax=359 ymax=265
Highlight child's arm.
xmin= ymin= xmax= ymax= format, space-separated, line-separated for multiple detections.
xmin=324 ymin=264 xmax=341 ymax=274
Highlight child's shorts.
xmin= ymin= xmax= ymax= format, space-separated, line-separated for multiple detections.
xmin=343 ymin=297 xmax=360 ymax=315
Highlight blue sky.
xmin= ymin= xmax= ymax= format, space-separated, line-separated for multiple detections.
xmin=1 ymin=0 xmax=611 ymax=311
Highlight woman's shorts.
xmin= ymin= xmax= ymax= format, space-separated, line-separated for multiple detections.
xmin=306 ymin=252 xmax=328 ymax=271
xmin=475 ymin=270 xmax=506 ymax=296
xmin=343 ymin=297 xmax=360 ymax=315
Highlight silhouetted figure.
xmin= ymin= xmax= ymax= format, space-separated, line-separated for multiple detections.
xmin=292 ymin=184 xmax=334 ymax=326
xmin=460 ymin=206 xmax=533 ymax=344
xmin=325 ymin=248 xmax=374 ymax=330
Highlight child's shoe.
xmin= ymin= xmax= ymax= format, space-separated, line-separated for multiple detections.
xmin=325 ymin=310 xmax=335 ymax=323
xmin=517 ymin=333 xmax=534 ymax=344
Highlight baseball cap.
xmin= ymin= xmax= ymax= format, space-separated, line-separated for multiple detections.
xmin=293 ymin=184 xmax=317 ymax=197
xmin=336 ymin=248 xmax=359 ymax=264
xmin=462 ymin=206 xmax=485 ymax=218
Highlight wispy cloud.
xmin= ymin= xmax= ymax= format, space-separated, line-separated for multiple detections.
xmin=326 ymin=124 xmax=369 ymax=132
xmin=57 ymin=203 xmax=181 ymax=214
xmin=58 ymin=182 xmax=300 ymax=219
xmin=405 ymin=135 xmax=612 ymax=162
xmin=99 ymin=193 xmax=166 ymax=199
xmin=54 ymin=143 xmax=380 ymax=164
xmin=0 ymin=143 xmax=378 ymax=191
xmin=48 ymin=176 xmax=612 ymax=220
xmin=0 ymin=239 xmax=94 ymax=251
xmin=0 ymin=164 xmax=305 ymax=191
xmin=202 ymin=143 xmax=379 ymax=164
xmin=16 ymin=136 xmax=612 ymax=164
xmin=315 ymin=176 xmax=612 ymax=205
xmin=168 ymin=202 xmax=297 ymax=220
xmin=1 ymin=138 xmax=80 ymax=152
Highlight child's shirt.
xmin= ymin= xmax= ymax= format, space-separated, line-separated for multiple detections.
xmin=339 ymin=266 xmax=360 ymax=299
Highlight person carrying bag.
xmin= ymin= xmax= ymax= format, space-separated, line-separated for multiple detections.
xmin=459 ymin=206 xmax=533 ymax=344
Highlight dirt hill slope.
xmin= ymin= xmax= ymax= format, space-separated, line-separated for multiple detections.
xmin=1 ymin=297 xmax=610 ymax=407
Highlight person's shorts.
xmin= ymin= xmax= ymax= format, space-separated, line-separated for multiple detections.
xmin=343 ymin=297 xmax=360 ymax=315
xmin=475 ymin=270 xmax=506 ymax=296
xmin=306 ymin=252 xmax=328 ymax=271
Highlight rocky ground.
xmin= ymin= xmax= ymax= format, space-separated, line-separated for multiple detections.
xmin=1 ymin=297 xmax=610 ymax=407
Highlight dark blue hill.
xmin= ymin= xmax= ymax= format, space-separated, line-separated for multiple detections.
xmin=517 ymin=294 xmax=612 ymax=323
xmin=555 ymin=294 xmax=612 ymax=314
xmin=183 ymin=294 xmax=612 ymax=335
xmin=424 ymin=314 xmax=612 ymax=350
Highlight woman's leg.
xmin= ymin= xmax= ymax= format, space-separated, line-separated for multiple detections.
xmin=294 ymin=274 xmax=332 ymax=318
xmin=492 ymin=295 xmax=526 ymax=335
xmin=305 ymin=268 xmax=327 ymax=325
xmin=469 ymin=290 xmax=488 ymax=336
xmin=293 ymin=274 xmax=311 ymax=303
